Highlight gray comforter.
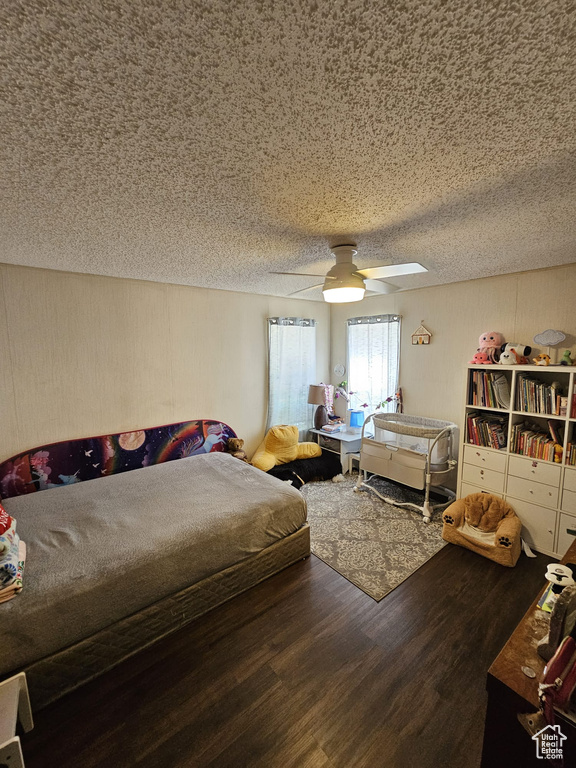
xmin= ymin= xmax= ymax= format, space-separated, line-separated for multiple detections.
xmin=0 ymin=452 xmax=306 ymax=676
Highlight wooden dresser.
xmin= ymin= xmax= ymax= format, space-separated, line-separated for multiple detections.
xmin=481 ymin=539 xmax=576 ymax=766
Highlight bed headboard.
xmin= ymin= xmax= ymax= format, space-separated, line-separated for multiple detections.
xmin=0 ymin=420 xmax=237 ymax=499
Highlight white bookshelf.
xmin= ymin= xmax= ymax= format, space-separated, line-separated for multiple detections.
xmin=457 ymin=364 xmax=576 ymax=557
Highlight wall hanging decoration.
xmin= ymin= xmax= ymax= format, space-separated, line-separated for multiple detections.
xmin=412 ymin=322 xmax=432 ymax=345
xmin=333 ymin=363 xmax=345 ymax=378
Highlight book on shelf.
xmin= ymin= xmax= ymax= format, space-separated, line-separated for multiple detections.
xmin=493 ymin=373 xmax=511 ymax=409
xmin=515 ymin=374 xmax=564 ymax=415
xmin=571 ymin=393 xmax=576 ymax=419
xmin=547 ymin=419 xmax=564 ymax=445
xmin=510 ymin=421 xmax=557 ymax=461
xmin=466 ymin=411 xmax=507 ymax=450
xmin=468 ymin=369 xmax=510 ymax=409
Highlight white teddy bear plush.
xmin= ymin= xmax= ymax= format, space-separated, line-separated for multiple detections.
xmin=499 ymin=343 xmax=531 ymax=364
xmin=499 ymin=349 xmax=518 ymax=365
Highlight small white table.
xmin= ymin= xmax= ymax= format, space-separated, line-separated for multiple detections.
xmin=310 ymin=428 xmax=370 ymax=473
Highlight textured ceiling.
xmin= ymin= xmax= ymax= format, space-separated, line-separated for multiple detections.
xmin=1 ymin=0 xmax=575 ymax=299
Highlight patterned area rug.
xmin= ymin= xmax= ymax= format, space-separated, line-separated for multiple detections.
xmin=301 ymin=474 xmax=447 ymax=601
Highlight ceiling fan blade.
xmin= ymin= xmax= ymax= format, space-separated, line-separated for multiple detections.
xmin=364 ymin=279 xmax=399 ymax=295
xmin=270 ymin=271 xmax=325 ymax=278
xmin=357 ymin=262 xmax=427 ymax=280
xmin=287 ymin=283 xmax=324 ymax=296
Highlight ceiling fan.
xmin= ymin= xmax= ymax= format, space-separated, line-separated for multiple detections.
xmin=272 ymin=244 xmax=428 ymax=303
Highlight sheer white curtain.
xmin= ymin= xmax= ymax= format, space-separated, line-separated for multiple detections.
xmin=267 ymin=318 xmax=316 ymax=437
xmin=347 ymin=314 xmax=401 ymax=412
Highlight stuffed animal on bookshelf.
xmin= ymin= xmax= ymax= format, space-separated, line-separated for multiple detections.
xmin=500 ymin=342 xmax=531 ymax=364
xmin=499 ymin=348 xmax=520 ymax=365
xmin=560 ymin=350 xmax=574 ymax=366
xmin=469 ymin=351 xmax=493 ymax=365
xmin=554 ymin=444 xmax=563 ymax=463
xmin=477 ymin=331 xmax=505 ymax=363
xmin=533 ymin=353 xmax=551 ymax=366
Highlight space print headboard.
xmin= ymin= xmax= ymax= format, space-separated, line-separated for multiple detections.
xmin=0 ymin=419 xmax=237 ymax=499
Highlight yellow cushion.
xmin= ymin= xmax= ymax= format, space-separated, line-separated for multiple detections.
xmin=251 ymin=424 xmax=321 ymax=472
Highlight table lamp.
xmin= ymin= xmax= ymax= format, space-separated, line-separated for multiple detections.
xmin=308 ymin=385 xmax=328 ymax=429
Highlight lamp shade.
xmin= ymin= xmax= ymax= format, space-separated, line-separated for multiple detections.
xmin=308 ymin=385 xmax=326 ymax=406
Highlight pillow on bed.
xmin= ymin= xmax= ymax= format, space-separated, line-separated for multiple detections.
xmin=251 ymin=425 xmax=321 ymax=472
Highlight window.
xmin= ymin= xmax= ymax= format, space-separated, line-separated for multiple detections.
xmin=347 ymin=314 xmax=401 ymax=411
xmin=267 ymin=317 xmax=316 ymax=437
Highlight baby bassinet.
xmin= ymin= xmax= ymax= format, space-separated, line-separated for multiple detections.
xmin=354 ymin=413 xmax=458 ymax=522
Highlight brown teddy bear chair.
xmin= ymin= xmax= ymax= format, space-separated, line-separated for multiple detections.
xmin=442 ymin=492 xmax=522 ymax=567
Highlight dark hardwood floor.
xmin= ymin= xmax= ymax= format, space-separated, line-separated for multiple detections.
xmin=21 ymin=544 xmax=549 ymax=768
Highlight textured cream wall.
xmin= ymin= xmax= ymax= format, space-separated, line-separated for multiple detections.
xmin=2 ymin=261 xmax=574 ymax=464
xmin=0 ymin=264 xmax=330 ymax=461
xmin=330 ymin=264 xmax=576 ymax=429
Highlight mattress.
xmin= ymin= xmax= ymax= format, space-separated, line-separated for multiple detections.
xmin=0 ymin=452 xmax=307 ymax=678
xmin=24 ymin=525 xmax=310 ymax=709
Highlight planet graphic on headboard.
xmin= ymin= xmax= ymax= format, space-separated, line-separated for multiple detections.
xmin=118 ymin=431 xmax=146 ymax=451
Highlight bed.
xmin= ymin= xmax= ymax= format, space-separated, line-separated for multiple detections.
xmin=0 ymin=420 xmax=309 ymax=710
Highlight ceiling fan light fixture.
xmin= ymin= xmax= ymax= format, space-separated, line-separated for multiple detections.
xmin=323 ymin=285 xmax=366 ymax=303
xmin=278 ymin=243 xmax=425 ymax=301
xmin=322 ymin=264 xmax=366 ymax=303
